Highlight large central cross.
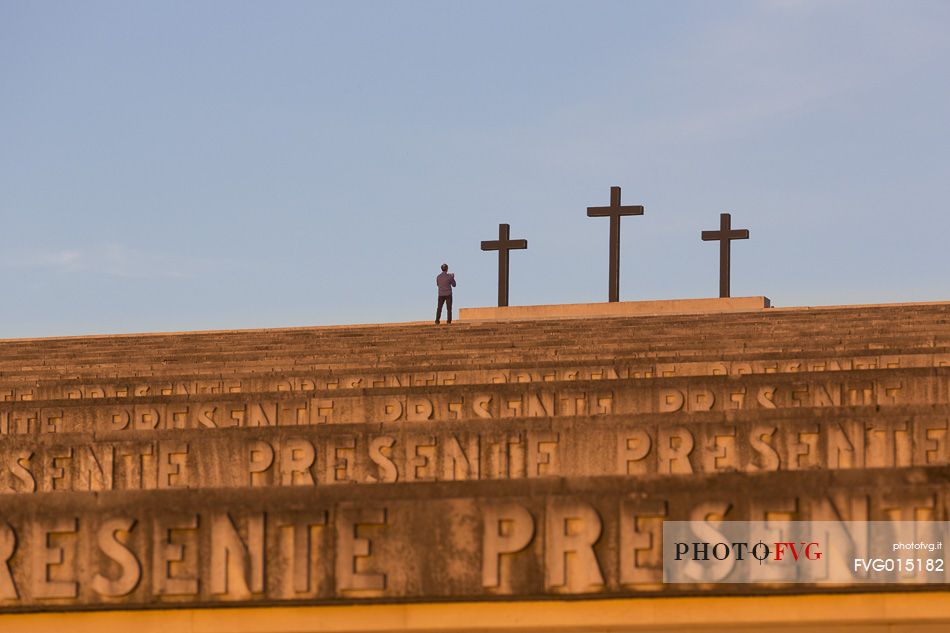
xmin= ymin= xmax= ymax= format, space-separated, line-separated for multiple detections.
xmin=701 ymin=212 xmax=749 ymax=298
xmin=481 ymin=223 xmax=528 ymax=307
xmin=587 ymin=186 xmax=644 ymax=302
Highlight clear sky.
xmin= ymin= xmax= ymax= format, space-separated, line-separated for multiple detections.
xmin=2 ymin=1 xmax=949 ymax=337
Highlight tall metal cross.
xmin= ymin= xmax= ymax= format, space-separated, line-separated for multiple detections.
xmin=481 ymin=223 xmax=528 ymax=307
xmin=701 ymin=212 xmax=749 ymax=298
xmin=587 ymin=186 xmax=644 ymax=302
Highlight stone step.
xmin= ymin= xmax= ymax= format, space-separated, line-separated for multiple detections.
xmin=1 ymin=318 xmax=945 ymax=359
xmin=1 ymin=303 xmax=947 ymax=364
xmin=0 ymin=467 xmax=944 ymax=608
xmin=1 ymin=405 xmax=945 ymax=495
xmin=2 ymin=367 xmax=946 ymax=436
xmin=3 ymin=349 xmax=950 ymax=404
xmin=3 ymin=335 xmax=947 ymax=369
xmin=3 ymin=339 xmax=946 ymax=375
xmin=2 ymin=330 xmax=947 ymax=379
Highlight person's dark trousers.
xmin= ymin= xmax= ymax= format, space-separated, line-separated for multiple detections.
xmin=436 ymin=294 xmax=453 ymax=324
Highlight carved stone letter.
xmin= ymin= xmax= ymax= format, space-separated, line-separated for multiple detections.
xmin=0 ymin=521 xmax=17 ymax=599
xmin=544 ymin=498 xmax=604 ymax=593
xmin=482 ymin=502 xmax=534 ymax=589
xmin=247 ymin=440 xmax=275 ymax=486
xmin=92 ymin=518 xmax=141 ymax=597
xmin=619 ymin=500 xmax=667 ymax=586
xmin=618 ymin=429 xmax=652 ymax=475
xmin=153 ymin=515 xmax=199 ymax=596
xmin=657 ymin=426 xmax=694 ymax=474
xmin=31 ymin=517 xmax=78 ymax=599
xmin=210 ymin=513 xmax=266 ymax=596
xmin=335 ymin=506 xmax=386 ymax=594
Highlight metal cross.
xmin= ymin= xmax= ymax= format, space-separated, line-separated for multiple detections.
xmin=701 ymin=212 xmax=749 ymax=298
xmin=587 ymin=186 xmax=644 ymax=302
xmin=480 ymin=223 xmax=528 ymax=307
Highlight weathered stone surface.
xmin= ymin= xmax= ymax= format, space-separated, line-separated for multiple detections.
xmin=0 ymin=408 xmax=946 ymax=494
xmin=460 ymin=296 xmax=770 ymax=320
xmin=0 ymin=301 xmax=948 ymax=613
xmin=0 ymin=469 xmax=945 ymax=610
xmin=3 ymin=351 xmax=949 ymax=403
xmin=2 ymin=302 xmax=948 ymax=381
xmin=1 ymin=368 xmax=946 ymax=437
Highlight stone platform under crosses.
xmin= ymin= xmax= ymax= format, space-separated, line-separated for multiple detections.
xmin=0 ymin=299 xmax=948 ymax=618
xmin=459 ymin=296 xmax=771 ymax=321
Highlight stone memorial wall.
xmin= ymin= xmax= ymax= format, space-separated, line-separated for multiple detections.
xmin=0 ymin=302 xmax=948 ymax=611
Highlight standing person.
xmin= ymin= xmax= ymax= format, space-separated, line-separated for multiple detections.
xmin=435 ymin=263 xmax=456 ymax=324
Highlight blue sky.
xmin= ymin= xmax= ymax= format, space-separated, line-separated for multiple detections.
xmin=2 ymin=1 xmax=949 ymax=337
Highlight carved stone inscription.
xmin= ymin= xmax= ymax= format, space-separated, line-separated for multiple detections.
xmin=1 ymin=368 xmax=947 ymax=434
xmin=0 ymin=414 xmax=946 ymax=493
xmin=2 ymin=354 xmax=948 ymax=402
xmin=0 ymin=475 xmax=946 ymax=609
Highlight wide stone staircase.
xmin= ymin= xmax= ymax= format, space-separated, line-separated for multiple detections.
xmin=0 ymin=302 xmax=948 ymax=610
